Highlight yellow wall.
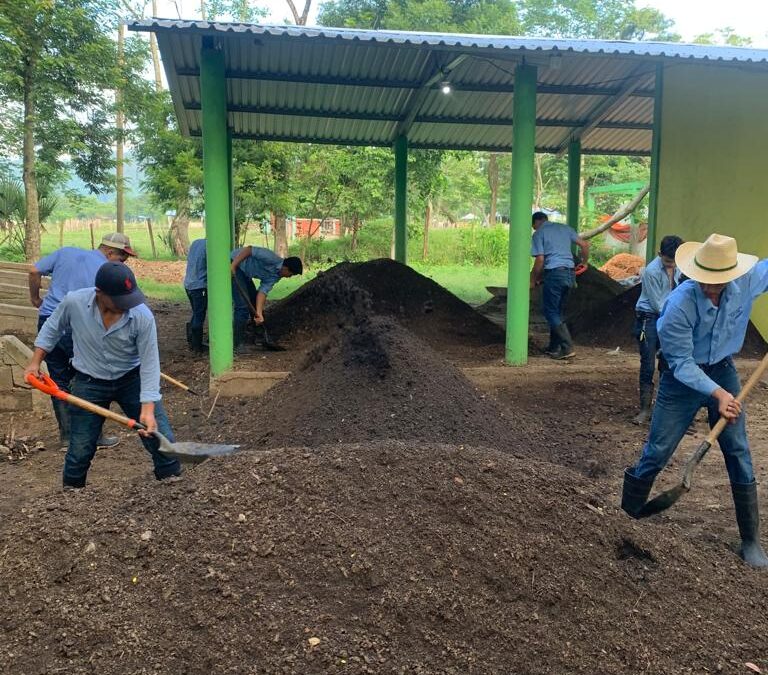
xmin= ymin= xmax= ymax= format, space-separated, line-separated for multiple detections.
xmin=657 ymin=63 xmax=768 ymax=338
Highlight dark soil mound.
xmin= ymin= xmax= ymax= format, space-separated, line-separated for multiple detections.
xmin=266 ymin=259 xmax=503 ymax=348
xmin=247 ymin=316 xmax=520 ymax=452
xmin=2 ymin=442 xmax=767 ymax=674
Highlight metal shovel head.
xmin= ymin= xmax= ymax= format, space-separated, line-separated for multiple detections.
xmin=260 ymin=325 xmax=286 ymax=352
xmin=152 ymin=432 xmax=239 ymax=465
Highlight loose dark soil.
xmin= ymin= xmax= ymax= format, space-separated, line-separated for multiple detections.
xmin=266 ymin=259 xmax=504 ymax=350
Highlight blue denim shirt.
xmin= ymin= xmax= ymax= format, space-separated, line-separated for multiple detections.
xmin=183 ymin=238 xmax=207 ymax=291
xmin=231 ymin=246 xmax=283 ymax=296
xmin=35 ymin=247 xmax=108 ymax=317
xmin=636 ymin=256 xmax=682 ymax=315
xmin=658 ymin=259 xmax=768 ymax=396
xmin=531 ymin=221 xmax=578 ymax=270
xmin=35 ymin=288 xmax=162 ymax=403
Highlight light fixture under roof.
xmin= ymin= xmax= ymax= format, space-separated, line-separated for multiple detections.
xmin=440 ymin=80 xmax=452 ymax=94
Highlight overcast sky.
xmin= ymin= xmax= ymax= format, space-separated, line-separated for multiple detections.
xmin=153 ymin=0 xmax=768 ymax=47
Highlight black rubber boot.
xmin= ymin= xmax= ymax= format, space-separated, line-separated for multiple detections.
xmin=51 ymin=398 xmax=70 ymax=450
xmin=731 ymin=481 xmax=768 ymax=568
xmin=96 ymin=435 xmax=120 ymax=449
xmin=621 ymin=468 xmax=654 ymax=519
xmin=544 ymin=328 xmax=560 ymax=356
xmin=185 ymin=322 xmax=193 ymax=349
xmin=633 ymin=384 xmax=654 ymax=425
xmin=551 ymin=323 xmax=575 ymax=359
xmin=190 ymin=326 xmax=208 ymax=353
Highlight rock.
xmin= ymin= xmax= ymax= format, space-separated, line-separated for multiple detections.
xmin=140 ymin=530 xmax=153 ymax=541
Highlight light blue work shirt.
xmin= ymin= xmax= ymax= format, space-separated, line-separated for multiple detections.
xmin=531 ymin=221 xmax=578 ymax=270
xmin=34 ymin=247 xmax=108 ymax=317
xmin=658 ymin=259 xmax=768 ymax=396
xmin=635 ymin=256 xmax=682 ymax=314
xmin=35 ymin=288 xmax=162 ymax=403
xmin=184 ymin=238 xmax=207 ymax=291
xmin=231 ymin=246 xmax=283 ymax=296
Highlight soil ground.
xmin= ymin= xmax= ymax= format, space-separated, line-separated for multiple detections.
xmin=2 ymin=265 xmax=768 ymax=674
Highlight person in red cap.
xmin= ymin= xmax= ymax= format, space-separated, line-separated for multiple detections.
xmin=28 ymin=233 xmax=138 ymax=450
xmin=25 ymin=262 xmax=181 ymax=488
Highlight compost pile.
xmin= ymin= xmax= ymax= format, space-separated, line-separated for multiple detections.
xmin=599 ymin=253 xmax=645 ymax=280
xmin=266 ymin=259 xmax=503 ymax=348
xmin=242 ymin=315 xmax=531 ymax=452
xmin=3 ymin=442 xmax=768 ymax=674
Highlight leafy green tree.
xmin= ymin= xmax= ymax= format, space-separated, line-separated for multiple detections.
xmin=0 ymin=0 xmax=119 ymax=260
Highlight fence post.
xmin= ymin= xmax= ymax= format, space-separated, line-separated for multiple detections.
xmin=146 ymin=218 xmax=157 ymax=259
xmin=88 ymin=222 xmax=95 ymax=250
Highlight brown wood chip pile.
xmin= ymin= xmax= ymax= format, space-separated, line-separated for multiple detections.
xmin=599 ymin=253 xmax=645 ymax=280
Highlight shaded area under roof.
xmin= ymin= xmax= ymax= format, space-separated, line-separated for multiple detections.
xmin=129 ymin=20 xmax=768 ymax=155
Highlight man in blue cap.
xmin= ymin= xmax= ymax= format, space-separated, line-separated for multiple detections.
xmin=28 ymin=232 xmax=138 ymax=449
xmin=25 ymin=262 xmax=181 ymax=488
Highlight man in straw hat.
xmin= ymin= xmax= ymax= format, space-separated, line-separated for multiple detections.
xmin=622 ymin=234 xmax=768 ymax=567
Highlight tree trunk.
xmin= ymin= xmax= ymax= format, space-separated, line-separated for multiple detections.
xmin=285 ymin=0 xmax=313 ymax=25
xmin=487 ymin=153 xmax=499 ymax=226
xmin=169 ymin=206 xmax=190 ymax=256
xmin=350 ymin=217 xmax=360 ymax=252
xmin=582 ymin=184 xmax=650 ymax=240
xmin=422 ymin=199 xmax=431 ymax=260
xmin=22 ymin=65 xmax=40 ymax=262
xmin=273 ymin=212 xmax=288 ymax=256
xmin=115 ymin=21 xmax=125 ymax=234
xmin=150 ymin=0 xmax=162 ymax=91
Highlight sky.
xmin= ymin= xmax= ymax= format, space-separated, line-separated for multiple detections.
xmin=153 ymin=0 xmax=768 ymax=47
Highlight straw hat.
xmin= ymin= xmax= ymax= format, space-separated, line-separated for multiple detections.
xmin=675 ymin=233 xmax=758 ymax=284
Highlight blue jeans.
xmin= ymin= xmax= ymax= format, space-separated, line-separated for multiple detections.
xmin=633 ymin=312 xmax=659 ymax=389
xmin=232 ymin=268 xmax=257 ymax=325
xmin=64 ymin=369 xmax=181 ymax=487
xmin=541 ymin=267 xmax=575 ymax=328
xmin=186 ymin=288 xmax=208 ymax=329
xmin=630 ymin=358 xmax=754 ymax=484
xmin=38 ymin=315 xmax=75 ymax=392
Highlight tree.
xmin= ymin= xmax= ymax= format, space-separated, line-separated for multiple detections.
xmin=0 ymin=0 xmax=118 ymax=261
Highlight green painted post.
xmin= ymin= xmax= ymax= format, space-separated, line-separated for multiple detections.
xmin=506 ymin=63 xmax=537 ymax=365
xmin=227 ymin=126 xmax=235 ymax=248
xmin=201 ymin=43 xmax=233 ymax=375
xmin=646 ymin=63 xmax=664 ymax=263
xmin=393 ymin=134 xmax=408 ymax=264
xmin=567 ymin=137 xmax=581 ymax=231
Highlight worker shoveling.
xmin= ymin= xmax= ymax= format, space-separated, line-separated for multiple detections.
xmin=26 ymin=373 xmax=238 ymax=464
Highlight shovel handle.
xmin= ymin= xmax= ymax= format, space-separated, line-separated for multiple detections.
xmin=25 ymin=373 xmax=147 ymax=431
xmin=160 ymin=372 xmax=199 ymax=396
xmin=703 ymin=352 xmax=768 ymax=445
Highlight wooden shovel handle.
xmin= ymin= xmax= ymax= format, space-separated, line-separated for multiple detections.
xmin=705 ymin=352 xmax=768 ymax=444
xmin=26 ymin=373 xmax=145 ymax=430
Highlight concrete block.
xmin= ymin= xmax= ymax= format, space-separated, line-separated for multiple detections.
xmin=0 ymin=335 xmax=34 ymax=366
xmin=0 ymin=261 xmax=33 ymax=272
xmin=0 ymin=366 xmax=13 ymax=391
xmin=0 ymin=304 xmax=39 ymax=335
xmin=0 ymin=269 xmax=48 ymax=288
xmin=11 ymin=365 xmax=30 ymax=388
xmin=32 ymin=389 xmax=51 ymax=415
xmin=210 ymin=370 xmax=290 ymax=397
xmin=0 ymin=390 xmax=32 ymax=412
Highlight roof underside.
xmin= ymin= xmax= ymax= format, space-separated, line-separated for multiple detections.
xmin=130 ymin=21 xmax=768 ymax=156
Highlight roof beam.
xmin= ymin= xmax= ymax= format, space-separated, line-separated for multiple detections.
xmin=393 ymin=53 xmax=469 ymax=138
xmin=184 ymin=101 xmax=652 ymax=130
xmin=190 ymin=129 xmax=650 ymax=156
xmin=554 ymin=64 xmax=652 ymax=155
xmin=175 ymin=67 xmax=655 ymax=97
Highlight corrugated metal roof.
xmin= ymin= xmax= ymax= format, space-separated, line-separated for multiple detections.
xmin=130 ymin=20 xmax=768 ymax=155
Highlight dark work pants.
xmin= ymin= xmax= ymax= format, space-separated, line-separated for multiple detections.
xmin=64 ymin=369 xmax=181 ymax=487
xmin=232 ymin=268 xmax=258 ymax=325
xmin=633 ymin=311 xmax=659 ymax=389
xmin=37 ymin=315 xmax=75 ymax=393
xmin=541 ymin=267 xmax=575 ymax=329
xmin=185 ymin=288 xmax=208 ymax=329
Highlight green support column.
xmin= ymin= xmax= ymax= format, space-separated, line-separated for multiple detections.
xmin=646 ymin=63 xmax=664 ymax=263
xmin=393 ymin=135 xmax=408 ymax=264
xmin=506 ymin=63 xmax=537 ymax=365
xmin=567 ymin=138 xmax=581 ymax=231
xmin=201 ymin=42 xmax=233 ymax=375
xmin=227 ymin=126 xmax=235 ymax=248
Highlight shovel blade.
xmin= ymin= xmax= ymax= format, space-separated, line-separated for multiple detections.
xmin=637 ymin=484 xmax=689 ymax=518
xmin=152 ymin=432 xmax=239 ymax=465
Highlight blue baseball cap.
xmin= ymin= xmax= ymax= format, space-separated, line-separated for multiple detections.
xmin=94 ymin=262 xmax=146 ymax=310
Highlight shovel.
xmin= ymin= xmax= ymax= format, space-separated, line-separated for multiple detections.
xmin=26 ymin=373 xmax=238 ymax=465
xmin=639 ymin=352 xmax=768 ymax=518
xmin=232 ymin=274 xmax=286 ymax=351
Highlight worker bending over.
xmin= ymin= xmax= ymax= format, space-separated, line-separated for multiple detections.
xmin=633 ymin=235 xmax=684 ymax=424
xmin=25 ymin=262 xmax=181 ymax=488
xmin=530 ymin=212 xmax=590 ymax=359
xmin=230 ymin=245 xmax=302 ymax=348
xmin=29 ymin=233 xmax=137 ymax=450
xmin=622 ymin=234 xmax=768 ymax=567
